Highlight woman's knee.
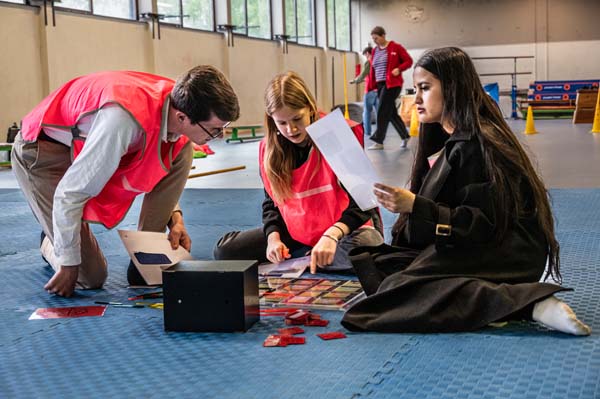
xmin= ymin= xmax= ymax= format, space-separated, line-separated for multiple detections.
xmin=352 ymin=227 xmax=385 ymax=247
xmin=213 ymin=230 xmax=241 ymax=260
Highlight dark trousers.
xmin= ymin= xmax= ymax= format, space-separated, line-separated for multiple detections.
xmin=214 ymin=227 xmax=384 ymax=272
xmin=369 ymin=82 xmax=408 ymax=144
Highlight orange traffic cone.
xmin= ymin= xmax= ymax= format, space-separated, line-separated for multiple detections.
xmin=523 ymin=106 xmax=538 ymax=135
xmin=590 ymin=89 xmax=600 ymax=134
xmin=409 ymin=106 xmax=419 ymax=137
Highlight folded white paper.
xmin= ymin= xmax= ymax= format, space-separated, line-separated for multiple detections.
xmin=306 ymin=109 xmax=380 ymax=211
xmin=118 ymin=230 xmax=194 ymax=285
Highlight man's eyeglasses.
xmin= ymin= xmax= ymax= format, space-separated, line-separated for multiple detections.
xmin=197 ymin=121 xmax=231 ymax=139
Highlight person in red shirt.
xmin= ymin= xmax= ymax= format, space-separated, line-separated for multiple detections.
xmin=367 ymin=26 xmax=413 ymax=150
xmin=350 ymin=45 xmax=379 ymax=137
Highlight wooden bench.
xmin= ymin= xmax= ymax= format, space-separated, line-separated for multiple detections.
xmin=0 ymin=142 xmax=13 ymax=167
xmin=225 ymin=125 xmax=264 ymax=143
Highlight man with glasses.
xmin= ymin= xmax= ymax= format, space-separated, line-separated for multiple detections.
xmin=198 ymin=120 xmax=231 ymax=140
xmin=12 ymin=65 xmax=240 ymax=296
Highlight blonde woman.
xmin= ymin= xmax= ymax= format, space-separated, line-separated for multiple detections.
xmin=214 ymin=72 xmax=383 ymax=273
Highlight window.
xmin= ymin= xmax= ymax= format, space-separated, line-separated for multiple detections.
xmin=327 ymin=0 xmax=350 ymax=50
xmin=57 ymin=0 xmax=90 ymax=12
xmin=285 ymin=0 xmax=315 ymax=46
xmin=55 ymin=0 xmax=136 ymax=20
xmin=157 ymin=0 xmax=181 ymax=25
xmin=41 ymin=1 xmax=215 ymax=32
xmin=183 ymin=0 xmax=214 ymax=30
xmin=232 ymin=0 xmax=271 ymax=39
xmin=94 ymin=0 xmax=136 ymax=19
xmin=155 ymin=0 xmax=214 ymax=30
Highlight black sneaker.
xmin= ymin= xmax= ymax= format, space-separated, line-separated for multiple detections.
xmin=127 ymin=260 xmax=147 ymax=286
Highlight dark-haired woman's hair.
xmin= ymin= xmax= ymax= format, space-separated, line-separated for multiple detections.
xmin=370 ymin=26 xmax=386 ymax=36
xmin=397 ymin=47 xmax=561 ymax=282
xmin=170 ymin=65 xmax=240 ymax=124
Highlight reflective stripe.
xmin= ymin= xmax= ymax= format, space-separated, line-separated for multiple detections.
xmin=292 ymin=184 xmax=334 ymax=199
xmin=122 ymin=176 xmax=146 ymax=193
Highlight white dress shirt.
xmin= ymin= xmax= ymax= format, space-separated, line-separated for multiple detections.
xmin=44 ymin=101 xmax=178 ymax=266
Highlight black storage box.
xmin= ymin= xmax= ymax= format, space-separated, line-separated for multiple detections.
xmin=162 ymin=260 xmax=259 ymax=332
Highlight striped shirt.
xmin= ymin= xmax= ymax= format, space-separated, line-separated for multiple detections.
xmin=372 ymin=46 xmax=388 ymax=82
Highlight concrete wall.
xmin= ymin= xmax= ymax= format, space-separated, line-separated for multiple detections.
xmin=353 ymin=0 xmax=600 ymax=92
xmin=0 ymin=5 xmax=45 ymax=139
xmin=0 ymin=2 xmax=357 ymax=140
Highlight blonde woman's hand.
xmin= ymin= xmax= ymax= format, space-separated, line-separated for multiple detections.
xmin=374 ymin=183 xmax=416 ymax=213
xmin=309 ymin=235 xmax=337 ymax=274
xmin=266 ymin=232 xmax=291 ymax=263
xmin=391 ymin=68 xmax=400 ymax=77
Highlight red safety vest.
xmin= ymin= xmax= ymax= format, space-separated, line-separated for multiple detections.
xmin=21 ymin=71 xmax=188 ymax=229
xmin=259 ymin=119 xmax=367 ymax=246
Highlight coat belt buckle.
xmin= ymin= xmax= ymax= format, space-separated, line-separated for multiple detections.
xmin=435 ymin=224 xmax=452 ymax=236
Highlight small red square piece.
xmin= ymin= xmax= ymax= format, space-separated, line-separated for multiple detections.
xmin=317 ymin=332 xmax=347 ymax=340
xmin=306 ymin=317 xmax=329 ymax=326
xmin=281 ymin=335 xmax=306 ymax=345
xmin=263 ymin=335 xmax=286 ymax=347
xmin=278 ymin=327 xmax=305 ymax=335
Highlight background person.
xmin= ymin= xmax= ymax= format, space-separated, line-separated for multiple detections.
xmin=367 ymin=26 xmax=413 ymax=150
xmin=350 ymin=45 xmax=379 ymax=137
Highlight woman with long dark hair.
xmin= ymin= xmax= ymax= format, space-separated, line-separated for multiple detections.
xmin=342 ymin=47 xmax=590 ymax=335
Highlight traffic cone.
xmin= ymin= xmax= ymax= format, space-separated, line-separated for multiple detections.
xmin=409 ymin=106 xmax=419 ymax=137
xmin=590 ymin=89 xmax=600 ymax=134
xmin=523 ymin=106 xmax=538 ymax=135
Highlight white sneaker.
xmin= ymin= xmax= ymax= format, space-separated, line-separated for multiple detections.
xmin=368 ymin=143 xmax=384 ymax=150
xmin=400 ymin=138 xmax=409 ymax=148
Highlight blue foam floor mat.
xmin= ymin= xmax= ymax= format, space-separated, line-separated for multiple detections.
xmin=0 ymin=188 xmax=598 ymax=399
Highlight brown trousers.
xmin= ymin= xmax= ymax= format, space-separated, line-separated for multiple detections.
xmin=11 ymin=132 xmax=193 ymax=289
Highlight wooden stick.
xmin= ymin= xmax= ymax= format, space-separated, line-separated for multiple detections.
xmin=188 ymin=165 xmax=246 ymax=179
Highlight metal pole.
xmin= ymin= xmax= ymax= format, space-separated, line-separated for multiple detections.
xmin=331 ymin=56 xmax=335 ymax=106
xmin=314 ymin=56 xmax=318 ymax=101
xmin=511 ymin=57 xmax=518 ymax=118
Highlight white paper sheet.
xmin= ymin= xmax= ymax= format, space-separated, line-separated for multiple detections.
xmin=118 ymin=230 xmax=194 ymax=285
xmin=258 ymin=256 xmax=310 ymax=279
xmin=306 ymin=109 xmax=380 ymax=211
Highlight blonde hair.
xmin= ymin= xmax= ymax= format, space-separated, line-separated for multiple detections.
xmin=263 ymin=71 xmax=319 ymax=204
